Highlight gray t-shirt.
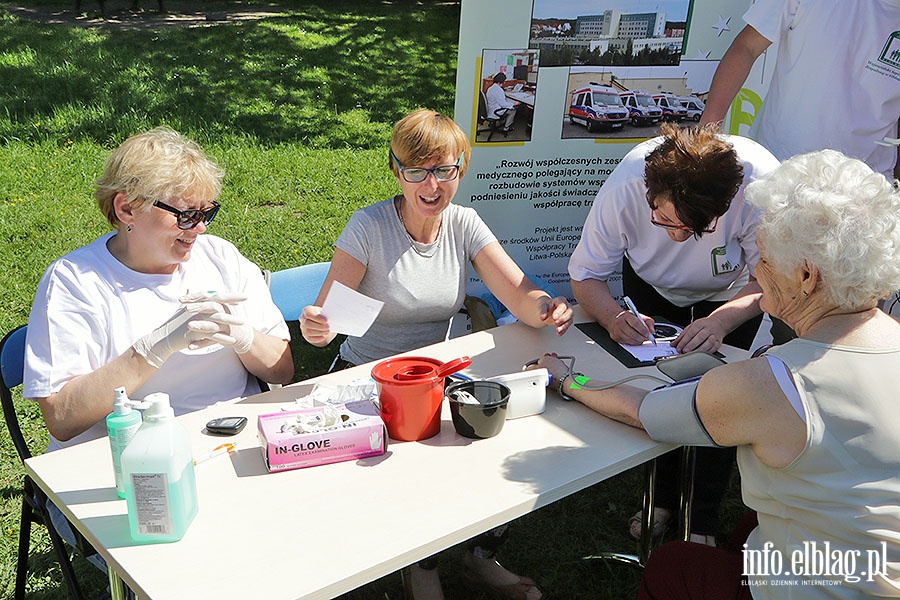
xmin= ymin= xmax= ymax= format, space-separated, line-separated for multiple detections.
xmin=335 ymin=197 xmax=497 ymax=365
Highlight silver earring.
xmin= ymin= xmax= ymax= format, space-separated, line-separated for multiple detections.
xmin=126 ymin=224 xmax=133 ymax=232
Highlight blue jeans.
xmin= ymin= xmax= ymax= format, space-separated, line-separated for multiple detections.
xmin=46 ymin=498 xmax=108 ymax=572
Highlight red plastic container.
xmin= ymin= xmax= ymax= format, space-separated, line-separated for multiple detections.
xmin=371 ymin=356 xmax=470 ymax=441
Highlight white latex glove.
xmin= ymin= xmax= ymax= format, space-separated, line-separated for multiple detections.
xmin=132 ymin=306 xmax=223 ymax=369
xmin=180 ymin=291 xmax=254 ymax=355
xmin=132 ymin=292 xmax=252 ymax=369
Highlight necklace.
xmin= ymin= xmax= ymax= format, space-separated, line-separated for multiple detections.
xmin=395 ymin=196 xmax=442 ymax=258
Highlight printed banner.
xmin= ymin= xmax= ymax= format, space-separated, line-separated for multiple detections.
xmin=453 ymin=0 xmax=769 ymax=299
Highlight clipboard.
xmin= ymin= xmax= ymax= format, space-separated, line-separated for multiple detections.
xmin=575 ymin=321 xmax=724 ymax=368
xmin=576 ymin=322 xmax=656 ymax=367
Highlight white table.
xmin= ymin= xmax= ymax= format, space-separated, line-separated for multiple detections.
xmin=504 ymin=89 xmax=535 ymax=108
xmin=25 ymin=315 xmax=747 ymax=599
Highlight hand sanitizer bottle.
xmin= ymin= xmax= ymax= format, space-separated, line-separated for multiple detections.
xmin=120 ymin=392 xmax=198 ymax=543
xmin=106 ymin=387 xmax=142 ymax=499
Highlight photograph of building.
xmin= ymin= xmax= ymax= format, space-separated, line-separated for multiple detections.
xmin=530 ymin=0 xmax=691 ymax=67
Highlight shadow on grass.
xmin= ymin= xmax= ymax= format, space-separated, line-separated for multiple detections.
xmin=0 ymin=0 xmax=460 ymax=148
xmin=3 ymin=529 xmax=108 ymax=600
xmin=0 ymin=485 xmax=24 ymax=500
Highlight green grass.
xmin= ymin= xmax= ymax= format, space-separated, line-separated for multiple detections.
xmin=0 ymin=2 xmax=748 ymax=597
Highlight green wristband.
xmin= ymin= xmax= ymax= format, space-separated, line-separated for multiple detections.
xmin=570 ymin=374 xmax=591 ymax=390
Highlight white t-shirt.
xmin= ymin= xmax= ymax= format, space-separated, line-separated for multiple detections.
xmin=25 ymin=232 xmax=289 ymax=450
xmin=745 ymin=0 xmax=900 ymax=178
xmin=335 ymin=198 xmax=496 ymax=365
xmin=568 ymin=135 xmax=780 ymax=306
xmin=486 ymin=83 xmax=515 ymax=119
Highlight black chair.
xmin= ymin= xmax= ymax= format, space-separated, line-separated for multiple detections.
xmin=0 ymin=325 xmax=92 ymax=600
xmin=477 ymin=90 xmax=509 ymax=142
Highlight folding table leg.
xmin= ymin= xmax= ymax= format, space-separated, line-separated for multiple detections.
xmin=109 ymin=568 xmax=129 ymax=600
xmin=582 ymin=446 xmax=697 ymax=571
xmin=677 ymin=446 xmax=696 ymax=543
xmin=581 ymin=457 xmax=657 ymax=570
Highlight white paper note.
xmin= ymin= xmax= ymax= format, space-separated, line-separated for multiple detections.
xmin=620 ymin=323 xmax=682 ymax=362
xmin=621 ymin=340 xmax=678 ymax=362
xmin=320 ymin=281 xmax=384 ymax=337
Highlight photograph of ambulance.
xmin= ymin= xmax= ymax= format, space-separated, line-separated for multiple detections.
xmin=652 ymin=91 xmax=688 ymax=121
xmin=561 ymin=67 xmax=710 ymax=140
xmin=678 ymin=94 xmax=705 ymax=121
xmin=568 ymin=83 xmax=630 ymax=132
xmin=620 ymin=89 xmax=663 ymax=126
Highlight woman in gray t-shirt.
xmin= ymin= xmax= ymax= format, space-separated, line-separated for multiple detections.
xmin=300 ymin=109 xmax=572 ymax=600
xmin=300 ymin=109 xmax=572 ymax=365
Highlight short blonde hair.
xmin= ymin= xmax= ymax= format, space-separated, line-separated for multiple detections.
xmin=95 ymin=127 xmax=224 ymax=228
xmin=746 ymin=150 xmax=900 ymax=309
xmin=389 ymin=109 xmax=471 ymax=178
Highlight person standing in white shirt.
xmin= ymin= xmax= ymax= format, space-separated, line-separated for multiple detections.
xmin=701 ymin=0 xmax=900 ymax=181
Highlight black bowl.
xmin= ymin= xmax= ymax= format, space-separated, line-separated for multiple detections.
xmin=446 ymin=381 xmax=510 ymax=439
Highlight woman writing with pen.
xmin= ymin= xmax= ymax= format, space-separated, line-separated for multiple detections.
xmin=567 ymin=123 xmax=779 ymax=546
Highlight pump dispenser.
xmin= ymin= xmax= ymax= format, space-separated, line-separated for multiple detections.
xmin=120 ymin=392 xmax=198 ymax=543
xmin=106 ymin=387 xmax=143 ymax=499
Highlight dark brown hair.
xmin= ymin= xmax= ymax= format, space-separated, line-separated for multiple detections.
xmin=644 ymin=122 xmax=744 ymax=236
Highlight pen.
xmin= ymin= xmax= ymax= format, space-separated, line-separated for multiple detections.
xmin=622 ymin=296 xmax=656 ymax=346
xmin=194 ymin=443 xmax=236 ymax=466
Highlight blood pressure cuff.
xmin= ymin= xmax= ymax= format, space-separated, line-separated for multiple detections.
xmin=638 ymin=377 xmax=721 ymax=447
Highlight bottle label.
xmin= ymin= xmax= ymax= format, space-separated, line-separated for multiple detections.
xmin=109 ymin=425 xmax=140 ymax=495
xmin=130 ymin=473 xmax=172 ymax=535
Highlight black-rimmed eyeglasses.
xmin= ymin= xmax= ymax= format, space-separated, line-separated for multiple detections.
xmin=153 ymin=200 xmax=220 ymax=230
xmin=390 ymin=151 xmax=462 ymax=183
xmin=650 ymin=210 xmax=719 ymax=234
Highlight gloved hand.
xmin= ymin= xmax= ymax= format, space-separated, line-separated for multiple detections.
xmin=132 ymin=292 xmax=253 ymax=369
xmin=180 ymin=291 xmax=254 ymax=355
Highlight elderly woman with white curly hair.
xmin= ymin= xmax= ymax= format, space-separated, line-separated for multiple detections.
xmin=532 ymin=149 xmax=900 ymax=598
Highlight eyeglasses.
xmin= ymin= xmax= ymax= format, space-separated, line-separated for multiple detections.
xmin=153 ymin=200 xmax=220 ymax=230
xmin=650 ymin=210 xmax=719 ymax=234
xmin=390 ymin=151 xmax=462 ymax=183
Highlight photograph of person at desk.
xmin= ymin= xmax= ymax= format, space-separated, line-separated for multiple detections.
xmin=567 ymin=122 xmax=779 ymax=547
xmin=477 ymin=68 xmax=537 ymax=142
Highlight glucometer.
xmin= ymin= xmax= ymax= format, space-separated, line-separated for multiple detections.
xmin=206 ymin=416 xmax=248 ymax=436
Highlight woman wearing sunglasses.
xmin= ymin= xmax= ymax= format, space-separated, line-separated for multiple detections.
xmin=300 ymin=109 xmax=570 ymax=600
xmin=568 ymin=122 xmax=779 ymax=548
xmin=25 ymin=127 xmax=293 ymax=451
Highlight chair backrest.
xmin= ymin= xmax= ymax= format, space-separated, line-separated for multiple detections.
xmin=0 ymin=325 xmax=33 ymax=462
xmin=478 ymin=91 xmax=489 ymax=121
xmin=268 ymin=262 xmax=331 ymax=322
